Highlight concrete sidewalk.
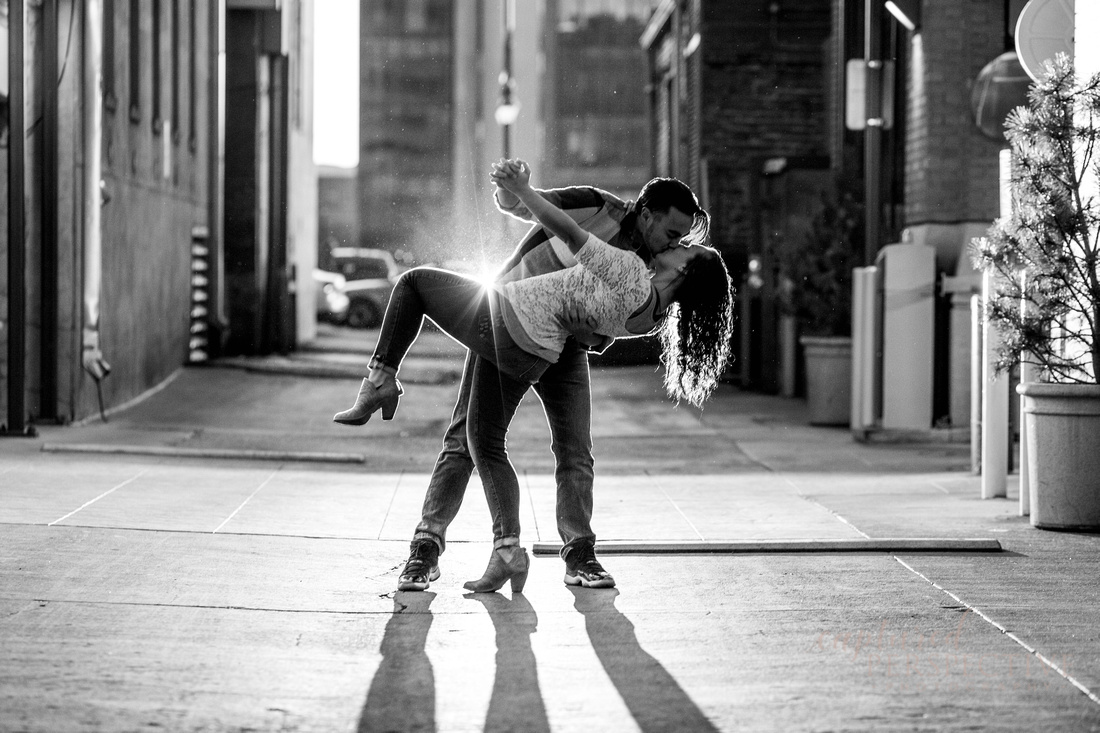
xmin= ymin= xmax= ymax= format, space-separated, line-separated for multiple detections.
xmin=2 ymin=332 xmax=1099 ymax=731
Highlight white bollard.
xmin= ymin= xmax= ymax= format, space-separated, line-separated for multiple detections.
xmin=850 ymin=267 xmax=878 ymax=435
xmin=1019 ymin=272 xmax=1037 ymax=516
xmin=1019 ymin=358 xmax=1037 ymax=515
xmin=981 ymin=270 xmax=1009 ymax=499
xmin=971 ymin=294 xmax=982 ymax=474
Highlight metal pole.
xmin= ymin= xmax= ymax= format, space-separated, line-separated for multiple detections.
xmin=208 ymin=0 xmax=226 ymax=354
xmin=863 ymin=0 xmax=883 ymax=267
xmin=501 ymin=0 xmax=513 ymax=159
xmin=4 ymin=0 xmax=30 ymax=436
xmin=41 ymin=0 xmax=60 ymax=421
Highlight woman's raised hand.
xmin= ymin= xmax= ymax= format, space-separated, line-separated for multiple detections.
xmin=490 ymin=158 xmax=531 ymax=193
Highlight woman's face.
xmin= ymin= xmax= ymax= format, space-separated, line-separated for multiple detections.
xmin=654 ymin=244 xmax=701 ymax=280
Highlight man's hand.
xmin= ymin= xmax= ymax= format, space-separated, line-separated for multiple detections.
xmin=490 ymin=158 xmax=531 ymax=196
xmin=559 ymin=301 xmax=602 ymax=348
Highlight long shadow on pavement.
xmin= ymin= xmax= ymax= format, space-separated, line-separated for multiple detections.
xmin=570 ymin=587 xmax=720 ymax=733
xmin=357 ymin=591 xmax=437 ymax=733
xmin=465 ymin=592 xmax=551 ymax=733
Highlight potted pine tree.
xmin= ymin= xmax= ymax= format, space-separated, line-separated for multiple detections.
xmin=970 ymin=54 xmax=1100 ymax=530
xmin=781 ymin=182 xmax=863 ymax=426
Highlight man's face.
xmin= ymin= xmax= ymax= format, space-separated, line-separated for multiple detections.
xmin=639 ymin=206 xmax=696 ymax=256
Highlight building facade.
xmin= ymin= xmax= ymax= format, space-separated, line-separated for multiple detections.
xmin=1 ymin=0 xmax=316 ymax=430
xmin=643 ymin=0 xmax=832 ymax=391
xmin=642 ymin=0 xmax=1034 ymax=430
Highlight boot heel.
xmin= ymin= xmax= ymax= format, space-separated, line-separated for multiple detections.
xmin=381 ymin=397 xmax=399 ymax=421
xmin=464 ymin=545 xmax=529 ymax=593
xmin=510 ymin=566 xmax=529 ymax=593
xmin=333 ymin=378 xmax=403 ymax=425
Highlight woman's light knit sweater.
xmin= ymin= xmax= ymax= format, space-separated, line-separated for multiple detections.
xmin=500 ymin=233 xmax=652 ymax=362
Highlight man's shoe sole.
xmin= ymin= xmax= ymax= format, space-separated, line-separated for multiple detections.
xmin=563 ymin=573 xmax=616 ymax=589
xmin=397 ymin=566 xmax=441 ymax=592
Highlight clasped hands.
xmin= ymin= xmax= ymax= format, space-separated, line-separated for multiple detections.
xmin=490 ymin=158 xmax=531 ymax=195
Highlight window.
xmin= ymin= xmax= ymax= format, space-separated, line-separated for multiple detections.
xmin=171 ymin=0 xmax=179 ymax=142
xmin=152 ymin=0 xmax=161 ymax=133
xmin=129 ymin=0 xmax=140 ymax=122
xmin=103 ymin=0 xmax=117 ymax=111
xmin=188 ymin=0 xmax=196 ymax=151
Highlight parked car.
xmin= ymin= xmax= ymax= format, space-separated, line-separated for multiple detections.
xmin=313 ymin=268 xmax=350 ymax=324
xmin=328 ymin=247 xmax=403 ymax=281
xmin=331 ymin=248 xmax=404 ymax=329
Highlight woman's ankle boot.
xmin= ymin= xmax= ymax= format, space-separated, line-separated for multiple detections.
xmin=332 ymin=377 xmax=403 ymax=425
xmin=463 ymin=545 xmax=529 ymax=593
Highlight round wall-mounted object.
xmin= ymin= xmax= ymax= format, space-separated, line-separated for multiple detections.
xmin=1015 ymin=0 xmax=1075 ymax=82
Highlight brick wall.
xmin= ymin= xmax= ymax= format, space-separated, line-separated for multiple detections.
xmin=699 ymin=0 xmax=831 ymax=260
xmin=905 ymin=0 xmax=1005 ymax=224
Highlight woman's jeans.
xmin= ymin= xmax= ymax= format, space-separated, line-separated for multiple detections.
xmin=372 ymin=267 xmax=547 ymax=384
xmin=372 ymin=267 xmax=550 ymax=542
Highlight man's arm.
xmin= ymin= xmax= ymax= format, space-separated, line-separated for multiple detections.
xmin=493 ymin=160 xmax=590 ymax=253
xmin=559 ymin=302 xmax=602 ymax=348
xmin=560 ymin=302 xmax=615 ymax=353
xmin=492 ymin=162 xmax=610 ymax=224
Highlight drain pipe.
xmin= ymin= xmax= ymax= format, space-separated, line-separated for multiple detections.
xmin=82 ymin=0 xmax=111 ymax=407
xmin=41 ymin=0 xmax=60 ymax=420
xmin=3 ymin=0 xmax=32 ymax=436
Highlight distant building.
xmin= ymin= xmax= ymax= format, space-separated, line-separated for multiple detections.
xmin=318 ymin=165 xmax=359 ymax=259
xmin=356 ymin=0 xmax=655 ymax=266
xmin=357 ymin=0 xmax=454 ymax=256
xmin=542 ymin=0 xmax=654 ymax=200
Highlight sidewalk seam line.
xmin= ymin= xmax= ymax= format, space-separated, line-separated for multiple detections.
xmin=645 ymin=471 xmax=705 ymax=540
xmin=894 ymin=556 xmax=1100 ymax=707
xmin=376 ymin=469 xmax=406 ymax=540
xmin=928 ymin=480 xmax=952 ymax=495
xmin=48 ymin=467 xmax=152 ymax=526
xmin=781 ymin=474 xmax=872 ymax=539
xmin=523 ymin=470 xmax=543 ymax=543
xmin=212 ymin=467 xmax=282 ymax=534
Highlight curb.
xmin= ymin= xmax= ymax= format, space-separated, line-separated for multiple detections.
xmin=532 ymin=538 xmax=1003 ymax=555
xmin=41 ymin=443 xmax=366 ymax=464
xmin=205 ymin=357 xmax=462 ymax=384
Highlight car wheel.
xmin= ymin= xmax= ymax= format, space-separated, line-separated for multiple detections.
xmin=347 ymin=298 xmax=382 ymax=329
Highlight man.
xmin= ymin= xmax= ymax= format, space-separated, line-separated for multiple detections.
xmin=398 ymin=166 xmax=710 ymax=591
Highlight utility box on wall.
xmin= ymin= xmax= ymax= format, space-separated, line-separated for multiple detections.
xmin=876 ymin=243 xmax=936 ymax=429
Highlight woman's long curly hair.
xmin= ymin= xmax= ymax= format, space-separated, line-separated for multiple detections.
xmin=658 ymin=246 xmax=734 ymax=408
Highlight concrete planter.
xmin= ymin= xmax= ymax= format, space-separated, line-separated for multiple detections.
xmin=1018 ymin=382 xmax=1100 ymax=531
xmin=800 ymin=336 xmax=852 ymax=426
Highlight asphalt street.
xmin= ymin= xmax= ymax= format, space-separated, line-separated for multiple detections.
xmin=2 ymin=325 xmax=1099 ymax=732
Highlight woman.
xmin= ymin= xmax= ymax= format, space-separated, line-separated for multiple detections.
xmin=333 ymin=159 xmax=734 ymax=592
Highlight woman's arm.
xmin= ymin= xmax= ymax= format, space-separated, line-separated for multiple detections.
xmin=491 ymin=159 xmax=590 ymax=253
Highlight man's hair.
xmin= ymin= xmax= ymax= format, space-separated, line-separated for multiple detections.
xmin=636 ymin=177 xmax=710 ymax=246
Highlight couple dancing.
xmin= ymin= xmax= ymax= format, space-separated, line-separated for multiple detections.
xmin=334 ymin=159 xmax=733 ymax=593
